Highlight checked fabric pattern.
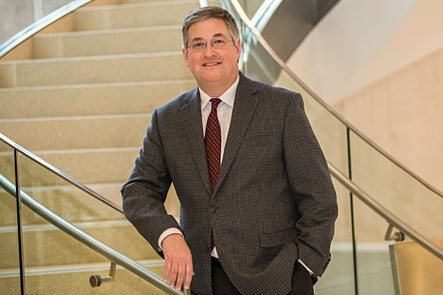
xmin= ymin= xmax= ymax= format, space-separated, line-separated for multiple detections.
xmin=205 ymin=98 xmax=222 ymax=250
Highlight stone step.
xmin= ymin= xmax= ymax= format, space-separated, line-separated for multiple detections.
xmin=0 ymin=114 xmax=151 ymax=151
xmin=0 ymin=80 xmax=195 ymax=119
xmin=0 ymin=80 xmax=195 ymax=118
xmin=0 ymin=182 xmax=180 ymax=227
xmin=0 ymin=260 xmax=165 ymax=295
xmin=32 ymin=25 xmax=183 ymax=59
xmin=74 ymin=0 xmax=199 ymax=31
xmin=0 ymin=52 xmax=192 ymax=88
xmin=0 ymin=220 xmax=159 ymax=269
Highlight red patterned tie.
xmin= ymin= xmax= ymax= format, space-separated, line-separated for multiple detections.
xmin=205 ymin=98 xmax=221 ymax=250
xmin=205 ymin=98 xmax=222 ymax=192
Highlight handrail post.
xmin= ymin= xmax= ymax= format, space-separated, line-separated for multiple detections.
xmin=385 ymin=224 xmax=405 ymax=242
xmin=14 ymin=150 xmax=26 ymax=295
xmin=90 ymin=261 xmax=116 ymax=288
xmin=347 ymin=127 xmax=359 ymax=295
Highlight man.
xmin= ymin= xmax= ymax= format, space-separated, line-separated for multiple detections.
xmin=122 ymin=6 xmax=337 ymax=295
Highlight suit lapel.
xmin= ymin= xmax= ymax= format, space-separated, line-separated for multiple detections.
xmin=214 ymin=74 xmax=259 ymax=194
xmin=180 ymin=89 xmax=212 ymax=194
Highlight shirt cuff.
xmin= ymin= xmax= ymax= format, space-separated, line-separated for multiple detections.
xmin=158 ymin=228 xmax=183 ymax=250
xmin=298 ymin=259 xmax=314 ymax=276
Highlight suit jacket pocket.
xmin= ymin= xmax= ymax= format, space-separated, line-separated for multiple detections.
xmin=259 ymin=228 xmax=296 ymax=248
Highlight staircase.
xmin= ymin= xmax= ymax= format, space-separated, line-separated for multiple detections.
xmin=0 ymin=0 xmax=210 ymax=293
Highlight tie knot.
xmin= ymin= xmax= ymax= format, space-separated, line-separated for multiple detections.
xmin=210 ymin=98 xmax=221 ymax=111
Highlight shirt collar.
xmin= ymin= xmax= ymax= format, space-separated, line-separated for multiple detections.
xmin=200 ymin=75 xmax=240 ymax=110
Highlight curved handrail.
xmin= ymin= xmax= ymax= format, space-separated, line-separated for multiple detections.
xmin=0 ymin=0 xmax=92 ymax=58
xmin=0 ymin=173 xmax=183 ymax=295
xmin=328 ymin=164 xmax=442 ymax=259
xmin=225 ymin=0 xmax=443 ymax=199
xmin=0 ymin=133 xmax=123 ymax=214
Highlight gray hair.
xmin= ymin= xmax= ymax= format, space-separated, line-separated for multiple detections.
xmin=182 ymin=6 xmax=240 ymax=50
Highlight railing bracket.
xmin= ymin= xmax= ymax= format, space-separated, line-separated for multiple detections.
xmin=385 ymin=224 xmax=405 ymax=242
xmin=90 ymin=261 xmax=116 ymax=288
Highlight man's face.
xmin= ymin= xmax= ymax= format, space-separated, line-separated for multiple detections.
xmin=183 ymin=18 xmax=241 ymax=95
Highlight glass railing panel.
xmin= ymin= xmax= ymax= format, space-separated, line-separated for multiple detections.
xmin=0 ymin=0 xmax=74 ymax=45
xmin=349 ymin=131 xmax=443 ymax=240
xmin=353 ymin=196 xmax=397 ymax=295
xmin=314 ymin=180 xmax=356 ymax=295
xmin=15 ymin=153 xmax=122 ymax=226
xmin=6 ymin=151 xmax=169 ymax=293
xmin=0 ymin=140 xmax=21 ymax=294
xmin=15 ymin=152 xmax=161 ymax=269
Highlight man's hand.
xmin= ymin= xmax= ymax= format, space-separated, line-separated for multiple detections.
xmin=162 ymin=233 xmax=194 ymax=291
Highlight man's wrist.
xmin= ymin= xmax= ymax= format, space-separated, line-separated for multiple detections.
xmin=158 ymin=228 xmax=183 ymax=250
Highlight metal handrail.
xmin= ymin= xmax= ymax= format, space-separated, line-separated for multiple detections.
xmin=0 ymin=173 xmax=183 ymax=295
xmin=0 ymin=0 xmax=92 ymax=58
xmin=225 ymin=0 xmax=443 ymax=199
xmin=0 ymin=133 xmax=123 ymax=214
xmin=328 ymin=164 xmax=443 ymax=259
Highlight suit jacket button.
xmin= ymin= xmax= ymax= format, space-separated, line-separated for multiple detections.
xmin=209 ymin=206 xmax=217 ymax=213
xmin=204 ymin=246 xmax=210 ymax=253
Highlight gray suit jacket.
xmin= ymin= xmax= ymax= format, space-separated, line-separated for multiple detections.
xmin=122 ymin=73 xmax=337 ymax=295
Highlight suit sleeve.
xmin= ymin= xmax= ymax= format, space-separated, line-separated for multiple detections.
xmin=283 ymin=93 xmax=338 ymax=276
xmin=121 ymin=109 xmax=180 ymax=253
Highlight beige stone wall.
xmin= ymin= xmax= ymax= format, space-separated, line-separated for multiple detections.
xmin=334 ymin=48 xmax=443 ymax=193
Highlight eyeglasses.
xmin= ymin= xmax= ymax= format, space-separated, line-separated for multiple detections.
xmin=187 ymin=37 xmax=235 ymax=52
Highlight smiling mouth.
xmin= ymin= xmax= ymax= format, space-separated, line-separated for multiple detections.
xmin=203 ymin=62 xmax=222 ymax=66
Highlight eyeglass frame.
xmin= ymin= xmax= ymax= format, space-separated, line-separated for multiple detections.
xmin=185 ymin=36 xmax=236 ymax=52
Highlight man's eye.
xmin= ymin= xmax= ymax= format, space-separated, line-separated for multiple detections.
xmin=193 ymin=42 xmax=205 ymax=48
xmin=213 ymin=39 xmax=225 ymax=44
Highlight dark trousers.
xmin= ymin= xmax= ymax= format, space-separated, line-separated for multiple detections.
xmin=211 ymin=258 xmax=314 ymax=295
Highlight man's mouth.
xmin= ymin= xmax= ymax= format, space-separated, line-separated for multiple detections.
xmin=203 ymin=62 xmax=222 ymax=66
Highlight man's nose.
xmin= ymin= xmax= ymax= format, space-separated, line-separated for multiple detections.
xmin=203 ymin=43 xmax=216 ymax=56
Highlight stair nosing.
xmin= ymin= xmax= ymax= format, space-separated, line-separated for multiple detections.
xmin=0 ymin=146 xmax=140 ymax=156
xmin=78 ymin=0 xmax=198 ymax=11
xmin=0 ymin=112 xmax=152 ymax=123
xmin=0 ymin=51 xmax=183 ymax=64
xmin=35 ymin=24 xmax=183 ymax=38
xmin=0 ymin=79 xmax=195 ymax=92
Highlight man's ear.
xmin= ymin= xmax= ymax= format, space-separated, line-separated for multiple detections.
xmin=182 ymin=48 xmax=190 ymax=67
xmin=235 ymin=39 xmax=241 ymax=61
